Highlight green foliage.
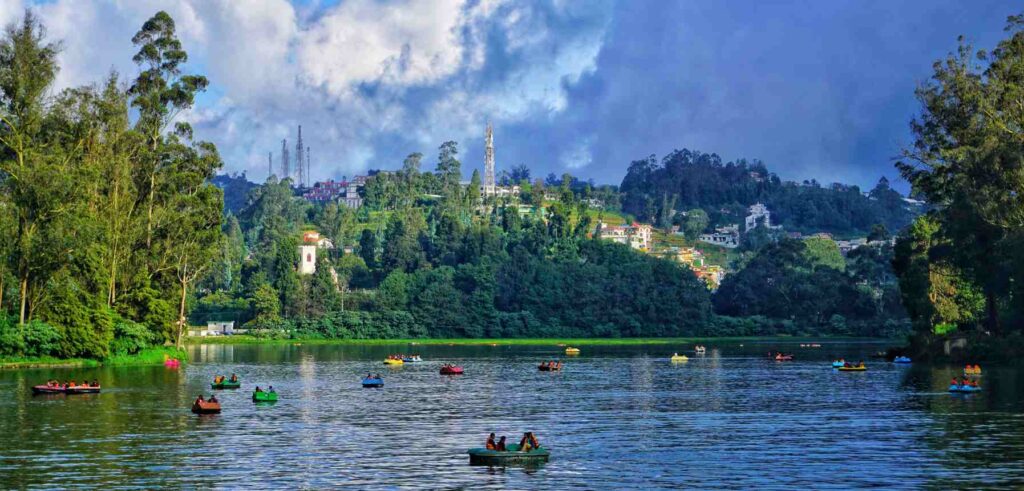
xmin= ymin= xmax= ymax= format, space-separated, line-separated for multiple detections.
xmin=109 ymin=319 xmax=156 ymax=356
xmin=801 ymin=237 xmax=845 ymax=271
xmin=620 ymin=150 xmax=918 ymax=235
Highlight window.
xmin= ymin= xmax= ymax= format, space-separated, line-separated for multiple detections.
xmin=307 ymin=254 xmax=312 ymax=262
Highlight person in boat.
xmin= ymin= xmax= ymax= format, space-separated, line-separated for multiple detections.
xmin=951 ymin=377 xmax=959 ymax=387
xmin=255 ymin=386 xmax=263 ymax=393
xmin=268 ymin=385 xmax=275 ymax=393
xmin=519 ymin=432 xmax=532 ymax=452
xmin=496 ymin=436 xmax=507 ymax=451
xmin=195 ymin=395 xmax=205 ymax=405
xmin=91 ymin=380 xmax=99 ymax=387
xmin=209 ymin=394 xmax=218 ymax=403
xmin=857 ymin=361 xmax=865 ymax=368
xmin=486 ymin=433 xmax=497 ymax=450
xmin=230 ymin=374 xmax=238 ymax=383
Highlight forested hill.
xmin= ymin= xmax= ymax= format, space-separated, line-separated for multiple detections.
xmin=212 ymin=173 xmax=260 ymax=215
xmin=620 ymin=149 xmax=920 ymax=236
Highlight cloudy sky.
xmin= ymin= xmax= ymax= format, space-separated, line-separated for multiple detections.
xmin=1 ymin=0 xmax=1015 ymax=189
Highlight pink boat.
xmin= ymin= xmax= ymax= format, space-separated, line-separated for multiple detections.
xmin=32 ymin=385 xmax=101 ymax=394
xmin=440 ymin=365 xmax=464 ymax=375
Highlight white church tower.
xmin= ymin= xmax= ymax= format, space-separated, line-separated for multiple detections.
xmin=482 ymin=122 xmax=496 ymax=196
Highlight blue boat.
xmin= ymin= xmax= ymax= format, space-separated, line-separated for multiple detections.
xmin=949 ymin=384 xmax=981 ymax=393
xmin=893 ymin=356 xmax=912 ymax=364
xmin=362 ymin=378 xmax=384 ymax=388
xmin=831 ymin=361 xmax=845 ymax=368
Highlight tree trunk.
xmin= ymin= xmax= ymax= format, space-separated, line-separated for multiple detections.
xmin=147 ymin=172 xmax=155 ymax=248
xmin=19 ymin=275 xmax=27 ymax=327
xmin=176 ymin=277 xmax=188 ymax=349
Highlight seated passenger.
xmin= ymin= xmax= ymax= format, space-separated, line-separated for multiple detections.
xmin=195 ymin=395 xmax=204 ymax=405
xmin=268 ymin=386 xmax=275 ymax=393
xmin=528 ymin=432 xmax=540 ymax=449
xmin=497 ymin=436 xmax=507 ymax=451
xmin=209 ymin=394 xmax=218 ymax=403
xmin=519 ymin=432 xmax=532 ymax=452
xmin=255 ymin=386 xmax=263 ymax=393
xmin=230 ymin=374 xmax=238 ymax=383
xmin=486 ymin=433 xmax=497 ymax=450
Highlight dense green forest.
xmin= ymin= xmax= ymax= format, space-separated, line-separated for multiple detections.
xmin=619 ymin=149 xmax=919 ymax=236
xmin=0 ymin=12 xmax=222 ymax=359
xmin=892 ymin=14 xmax=1024 ymax=359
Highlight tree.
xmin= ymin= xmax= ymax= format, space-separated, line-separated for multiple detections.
xmin=468 ymin=169 xmax=482 ymax=205
xmin=682 ymin=208 xmax=709 ymax=240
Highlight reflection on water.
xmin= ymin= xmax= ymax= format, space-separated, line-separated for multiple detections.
xmin=2 ymin=341 xmax=1024 ymax=489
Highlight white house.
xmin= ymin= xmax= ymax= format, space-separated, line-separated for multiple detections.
xmin=190 ymin=321 xmax=237 ymax=337
xmin=699 ymin=225 xmax=740 ymax=248
xmin=597 ymin=221 xmax=653 ymax=251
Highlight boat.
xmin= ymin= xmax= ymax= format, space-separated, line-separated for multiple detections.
xmin=694 ymin=345 xmax=706 ymax=354
xmin=211 ymin=379 xmax=241 ymax=389
xmin=401 ymin=355 xmax=423 ymax=363
xmin=837 ymin=365 xmax=867 ymax=372
xmin=384 ymin=358 xmax=404 ymax=365
xmin=362 ymin=377 xmax=384 ymax=388
xmin=670 ymin=353 xmax=689 ymax=362
xmin=773 ymin=354 xmax=794 ymax=361
xmin=164 ymin=358 xmax=181 ymax=368
xmin=565 ymin=347 xmax=580 ymax=355
xmin=949 ymin=384 xmax=982 ymax=393
xmin=831 ymin=360 xmax=846 ymax=368
xmin=538 ymin=363 xmax=562 ymax=371
xmin=252 ymin=390 xmax=278 ymax=402
xmin=440 ymin=365 xmax=464 ymax=375
xmin=467 ymin=444 xmax=550 ymax=465
xmin=893 ymin=356 xmax=912 ymax=364
xmin=31 ymin=384 xmax=101 ymax=395
xmin=192 ymin=400 xmax=222 ymax=414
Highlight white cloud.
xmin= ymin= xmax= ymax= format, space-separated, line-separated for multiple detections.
xmin=19 ymin=0 xmax=612 ymax=180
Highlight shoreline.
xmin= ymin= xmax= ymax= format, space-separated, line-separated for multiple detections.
xmin=184 ymin=335 xmax=893 ymax=346
xmin=0 ymin=347 xmax=187 ymax=370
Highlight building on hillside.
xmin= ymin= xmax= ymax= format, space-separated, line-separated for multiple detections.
xmin=699 ymin=225 xmax=739 ymax=248
xmin=302 ymin=231 xmax=335 ymax=250
xmin=597 ymin=221 xmax=653 ymax=251
xmin=189 ymin=321 xmax=243 ymax=337
xmin=297 ymin=231 xmax=334 ymax=275
xmin=303 ymin=176 xmax=366 ymax=208
xmin=694 ymin=265 xmax=726 ymax=290
xmin=745 ymin=203 xmax=779 ymax=231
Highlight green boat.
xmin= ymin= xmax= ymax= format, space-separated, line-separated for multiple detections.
xmin=252 ymin=390 xmax=278 ymax=402
xmin=467 ymin=444 xmax=550 ymax=465
xmin=211 ymin=380 xmax=241 ymax=389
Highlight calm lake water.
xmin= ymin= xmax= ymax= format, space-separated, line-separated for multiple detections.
xmin=2 ymin=341 xmax=1024 ymax=489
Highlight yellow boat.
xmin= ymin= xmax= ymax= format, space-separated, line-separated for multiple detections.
xmin=565 ymin=347 xmax=581 ymax=355
xmin=384 ymin=358 xmax=404 ymax=365
xmin=670 ymin=353 xmax=689 ymax=362
xmin=837 ymin=365 xmax=867 ymax=371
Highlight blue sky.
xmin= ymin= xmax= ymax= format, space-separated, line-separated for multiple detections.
xmin=7 ymin=0 xmax=1016 ymax=190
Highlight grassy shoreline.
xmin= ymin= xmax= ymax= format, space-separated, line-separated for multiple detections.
xmin=185 ymin=335 xmax=892 ymax=346
xmin=0 ymin=347 xmax=187 ymax=370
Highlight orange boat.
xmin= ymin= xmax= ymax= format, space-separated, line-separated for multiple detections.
xmin=192 ymin=400 xmax=222 ymax=414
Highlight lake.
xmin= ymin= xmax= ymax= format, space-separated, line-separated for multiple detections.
xmin=2 ymin=341 xmax=1023 ymax=489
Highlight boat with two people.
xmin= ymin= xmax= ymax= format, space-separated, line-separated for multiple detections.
xmin=837 ymin=361 xmax=867 ymax=372
xmin=384 ymin=355 xmax=405 ymax=365
xmin=564 ymin=347 xmax=580 ymax=355
xmin=694 ymin=345 xmax=706 ymax=354
xmin=362 ymin=374 xmax=384 ymax=388
xmin=469 ymin=432 xmax=549 ymax=465
xmin=538 ymin=361 xmax=563 ymax=371
xmin=192 ymin=395 xmax=222 ymax=414
xmin=211 ymin=374 xmax=241 ymax=389
xmin=401 ymin=355 xmax=423 ymax=363
xmin=440 ymin=364 xmax=464 ymax=375
xmin=32 ymin=380 xmax=101 ymax=395
xmin=252 ymin=386 xmax=278 ymax=402
xmin=670 ymin=353 xmax=689 ymax=363
xmin=893 ymin=356 xmax=912 ymax=364
xmin=949 ymin=377 xmax=982 ymax=393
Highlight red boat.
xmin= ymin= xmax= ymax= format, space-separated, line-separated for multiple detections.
xmin=774 ymin=354 xmax=794 ymax=361
xmin=32 ymin=385 xmax=101 ymax=394
xmin=440 ymin=365 xmax=464 ymax=375
xmin=192 ymin=400 xmax=222 ymax=414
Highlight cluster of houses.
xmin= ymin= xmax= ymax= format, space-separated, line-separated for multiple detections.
xmin=596 ymin=221 xmax=653 ymax=251
xmin=663 ymin=247 xmax=726 ymax=289
xmin=302 ymin=175 xmax=368 ymax=208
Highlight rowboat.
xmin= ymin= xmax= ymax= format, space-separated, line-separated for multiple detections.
xmin=468 ymin=444 xmax=550 ymax=465
xmin=565 ymin=347 xmax=580 ymax=355
xmin=440 ymin=366 xmax=464 ymax=375
xmin=32 ymin=385 xmax=101 ymax=395
xmin=211 ymin=379 xmax=241 ymax=389
xmin=192 ymin=400 xmax=222 ymax=414
xmin=362 ymin=378 xmax=384 ymax=388
xmin=252 ymin=391 xmax=278 ymax=402
xmin=694 ymin=346 xmax=706 ymax=354
xmin=670 ymin=354 xmax=688 ymax=363
xmin=538 ymin=364 xmax=562 ymax=371
xmin=949 ymin=384 xmax=981 ymax=393
xmin=837 ymin=365 xmax=867 ymax=372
